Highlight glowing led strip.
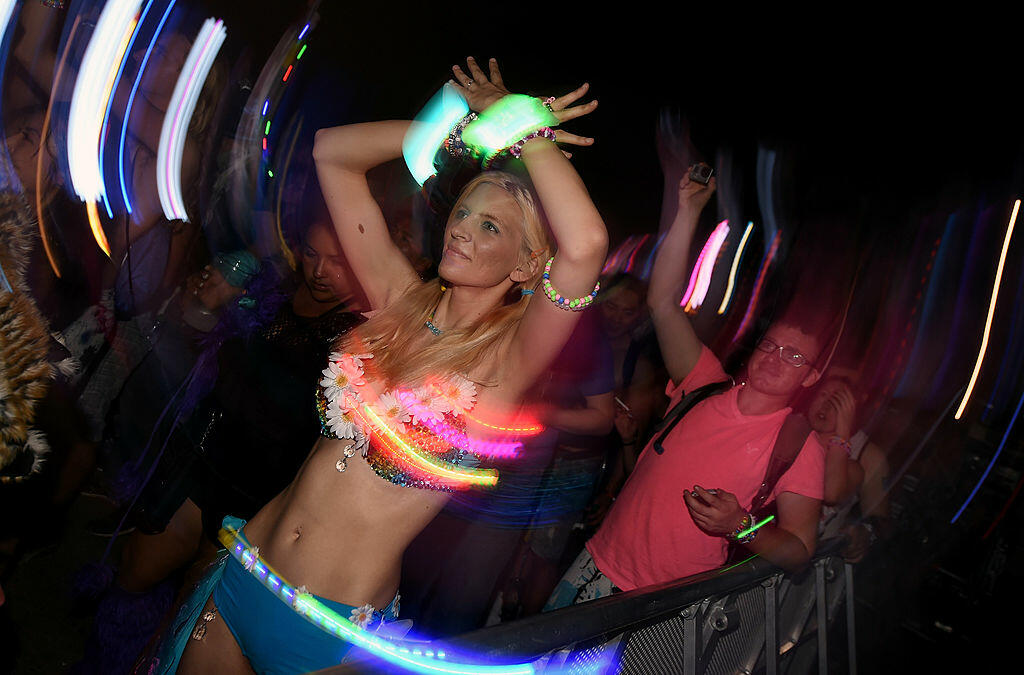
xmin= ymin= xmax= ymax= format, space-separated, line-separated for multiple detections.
xmin=402 ymin=82 xmax=469 ymax=186
xmin=737 ymin=514 xmax=774 ymax=539
xmin=718 ymin=221 xmax=754 ymax=315
xmin=118 ymin=0 xmax=178 ymax=215
xmin=463 ymin=411 xmax=543 ymax=436
xmin=361 ymin=405 xmax=499 ymax=487
xmin=218 ymin=526 xmax=535 ymax=674
xmin=156 ymin=17 xmax=226 ymax=221
xmin=685 ymin=220 xmax=729 ymax=312
xmin=67 ymin=0 xmax=142 ymax=207
xmin=954 ymin=199 xmax=1020 ymax=420
xmin=397 ymin=393 xmax=524 ymax=460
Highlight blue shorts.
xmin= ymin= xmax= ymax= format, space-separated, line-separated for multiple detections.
xmin=212 ymin=516 xmax=398 ymax=675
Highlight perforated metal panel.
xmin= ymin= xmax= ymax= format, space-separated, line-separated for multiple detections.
xmin=619 ymin=614 xmax=689 ymax=674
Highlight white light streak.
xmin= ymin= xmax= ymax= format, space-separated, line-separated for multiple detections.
xmin=156 ymin=17 xmax=226 ymax=221
xmin=67 ymin=0 xmax=143 ymax=205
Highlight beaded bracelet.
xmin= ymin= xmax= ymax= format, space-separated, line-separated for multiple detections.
xmin=442 ymin=112 xmax=478 ymax=159
xmin=509 ymin=127 xmax=557 ymax=159
xmin=541 ymin=256 xmax=600 ymax=311
xmin=728 ymin=513 xmax=754 ymax=543
xmin=828 ymin=435 xmax=853 ymax=457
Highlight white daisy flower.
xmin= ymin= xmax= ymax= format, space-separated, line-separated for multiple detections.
xmin=439 ymin=374 xmax=477 ymax=415
xmin=325 ymin=403 xmax=357 ymax=439
xmin=349 ymin=603 xmax=376 ymax=629
xmin=320 ymin=353 xmax=368 ymax=399
xmin=372 ymin=391 xmax=411 ymax=434
xmin=403 ymin=387 xmax=441 ymax=426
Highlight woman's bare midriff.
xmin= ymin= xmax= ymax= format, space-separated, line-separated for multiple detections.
xmin=241 ymin=436 xmax=450 ymax=611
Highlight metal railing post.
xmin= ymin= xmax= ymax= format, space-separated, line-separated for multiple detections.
xmin=682 ymin=602 xmax=701 ymax=675
xmin=815 ymin=559 xmax=828 ymax=675
xmin=845 ymin=562 xmax=857 ymax=675
xmin=763 ymin=574 xmax=779 ymax=675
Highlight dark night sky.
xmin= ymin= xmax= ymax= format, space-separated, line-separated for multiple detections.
xmin=207 ymin=2 xmax=1024 ymax=243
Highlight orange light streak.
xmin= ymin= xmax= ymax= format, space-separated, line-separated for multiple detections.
xmin=954 ymin=199 xmax=1020 ymax=420
xmin=86 ymin=201 xmax=112 ymax=257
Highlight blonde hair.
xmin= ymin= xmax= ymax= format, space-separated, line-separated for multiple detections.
xmin=339 ymin=171 xmax=553 ymax=388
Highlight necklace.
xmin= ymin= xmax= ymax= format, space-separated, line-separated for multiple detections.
xmin=425 ymin=289 xmax=444 ymax=336
xmin=425 ymin=312 xmax=442 ymax=336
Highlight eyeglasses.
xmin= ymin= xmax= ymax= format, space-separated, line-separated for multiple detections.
xmin=755 ymin=337 xmax=814 ymax=368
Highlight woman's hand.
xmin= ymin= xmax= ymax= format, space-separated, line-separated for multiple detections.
xmin=683 ymin=485 xmax=746 ymax=537
xmin=449 ymin=58 xmax=598 ymax=154
xmin=827 ymin=383 xmax=857 ymax=440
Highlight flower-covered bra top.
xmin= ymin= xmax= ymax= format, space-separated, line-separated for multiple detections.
xmin=315 ymin=352 xmax=490 ymax=492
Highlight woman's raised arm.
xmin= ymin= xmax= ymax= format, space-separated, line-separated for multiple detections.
xmin=313 ymin=121 xmax=419 ymax=310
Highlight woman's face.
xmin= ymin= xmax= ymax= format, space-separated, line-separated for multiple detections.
xmin=438 ymin=183 xmax=529 ymax=288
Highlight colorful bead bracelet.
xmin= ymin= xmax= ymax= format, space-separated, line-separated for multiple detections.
xmin=541 ymin=257 xmax=600 ymax=311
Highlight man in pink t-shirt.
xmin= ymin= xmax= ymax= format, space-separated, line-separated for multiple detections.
xmin=547 ymin=170 xmax=828 ymax=608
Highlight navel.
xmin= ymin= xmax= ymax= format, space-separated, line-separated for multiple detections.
xmin=357 ymin=223 xmax=365 ymax=234
xmin=292 ymin=525 xmax=302 ymax=541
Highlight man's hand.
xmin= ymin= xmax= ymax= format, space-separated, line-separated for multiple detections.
xmin=683 ymin=485 xmax=746 ymax=537
xmin=841 ymin=523 xmax=872 ymax=563
xmin=678 ymin=172 xmax=717 ymax=218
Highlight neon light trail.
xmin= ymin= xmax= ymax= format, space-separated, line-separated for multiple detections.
xmin=681 ymin=220 xmax=729 ymax=312
xmin=67 ymin=0 xmax=144 ymax=253
xmin=219 ymin=526 xmax=536 ymax=674
xmin=951 ymin=388 xmax=1024 ymax=523
xmin=733 ymin=231 xmax=782 ymax=342
xmin=99 ymin=0 xmax=158 ymax=216
xmin=718 ymin=221 xmax=755 ymax=314
xmin=623 ymin=234 xmax=650 ymax=274
xmin=685 ymin=220 xmax=729 ymax=312
xmin=737 ymin=514 xmax=774 ymax=539
xmin=157 ymin=17 xmax=227 ymax=222
xmin=360 ymin=405 xmax=499 ymax=488
xmin=954 ymin=199 xmax=1020 ymax=420
xmin=118 ymin=0 xmax=178 ymax=215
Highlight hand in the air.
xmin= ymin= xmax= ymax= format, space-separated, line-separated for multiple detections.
xmin=449 ymin=57 xmax=598 ymax=154
xmin=678 ymin=170 xmax=717 ymax=216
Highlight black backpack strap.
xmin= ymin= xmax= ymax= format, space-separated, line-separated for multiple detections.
xmin=652 ymin=378 xmax=733 ymax=454
xmin=749 ymin=413 xmax=812 ymax=515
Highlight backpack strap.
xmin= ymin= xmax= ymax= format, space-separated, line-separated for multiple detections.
xmin=749 ymin=413 xmax=813 ymax=515
xmin=652 ymin=378 xmax=733 ymax=454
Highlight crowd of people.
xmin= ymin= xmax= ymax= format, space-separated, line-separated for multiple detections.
xmin=0 ymin=7 xmax=896 ymax=672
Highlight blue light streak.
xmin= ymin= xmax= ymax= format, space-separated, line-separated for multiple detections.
xmin=118 ymin=0 xmax=177 ymax=215
xmin=297 ymin=22 xmax=310 ymax=40
xmin=262 ymin=99 xmax=269 ymax=116
xmin=951 ymin=388 xmax=1024 ymax=523
xmin=100 ymin=0 xmax=157 ymax=217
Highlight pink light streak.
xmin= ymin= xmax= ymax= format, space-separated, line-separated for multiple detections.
xmin=685 ymin=220 xmax=729 ymax=312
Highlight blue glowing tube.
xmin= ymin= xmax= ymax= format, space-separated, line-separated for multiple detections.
xmin=402 ymin=82 xmax=468 ymax=186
